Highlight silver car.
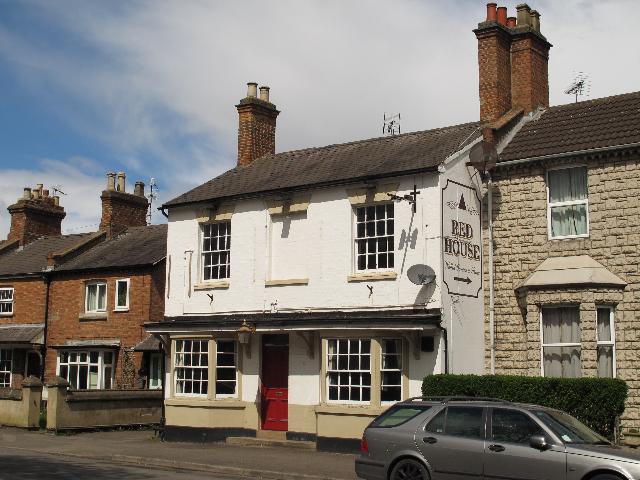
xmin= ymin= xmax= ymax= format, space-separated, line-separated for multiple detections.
xmin=356 ymin=397 xmax=640 ymax=480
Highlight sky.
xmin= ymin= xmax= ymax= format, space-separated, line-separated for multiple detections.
xmin=0 ymin=0 xmax=638 ymax=238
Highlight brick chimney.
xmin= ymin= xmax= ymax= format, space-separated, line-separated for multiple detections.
xmin=7 ymin=185 xmax=66 ymax=246
xmin=474 ymin=3 xmax=552 ymax=125
xmin=236 ymin=82 xmax=280 ymax=167
xmin=99 ymin=171 xmax=148 ymax=237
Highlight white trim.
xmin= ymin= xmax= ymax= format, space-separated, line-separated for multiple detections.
xmin=56 ymin=349 xmax=115 ymax=390
xmin=0 ymin=287 xmax=14 ymax=316
xmin=85 ymin=281 xmax=107 ymax=313
xmin=325 ymin=337 xmax=372 ymax=405
xmin=200 ymin=221 xmax=231 ymax=282
xmin=214 ymin=338 xmax=238 ymax=399
xmin=352 ymin=203 xmax=396 ymax=274
xmin=0 ymin=348 xmax=13 ymax=388
xmin=380 ymin=337 xmax=403 ymax=405
xmin=546 ymin=166 xmax=589 ymax=240
xmin=596 ymin=306 xmax=617 ymax=378
xmin=173 ymin=338 xmax=209 ymax=398
xmin=114 ymin=278 xmax=130 ymax=311
xmin=539 ymin=306 xmax=581 ymax=377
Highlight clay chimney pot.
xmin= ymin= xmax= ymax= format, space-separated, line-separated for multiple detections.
xmin=23 ymin=188 xmax=31 ymax=200
xmin=106 ymin=172 xmax=116 ymax=191
xmin=134 ymin=181 xmax=145 ymax=197
xmin=247 ymin=82 xmax=258 ymax=98
xmin=486 ymin=3 xmax=497 ymax=21
xmin=516 ymin=3 xmax=531 ymax=26
xmin=497 ymin=6 xmax=507 ymax=25
xmin=116 ymin=172 xmax=126 ymax=192
xmin=259 ymin=86 xmax=270 ymax=102
xmin=530 ymin=10 xmax=540 ymax=31
xmin=507 ymin=16 xmax=517 ymax=28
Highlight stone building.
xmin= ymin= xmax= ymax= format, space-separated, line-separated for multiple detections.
xmin=475 ymin=4 xmax=640 ymax=432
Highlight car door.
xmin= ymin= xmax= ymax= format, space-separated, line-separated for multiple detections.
xmin=484 ymin=407 xmax=567 ymax=480
xmin=417 ymin=405 xmax=486 ymax=479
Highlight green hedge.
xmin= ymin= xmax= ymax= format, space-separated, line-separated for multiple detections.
xmin=422 ymin=374 xmax=627 ymax=439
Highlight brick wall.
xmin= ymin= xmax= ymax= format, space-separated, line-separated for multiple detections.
xmin=0 ymin=278 xmax=46 ymax=327
xmin=99 ymin=190 xmax=148 ymax=236
xmin=7 ymin=200 xmax=65 ymax=246
xmin=236 ymin=99 xmax=279 ymax=167
xmin=510 ymin=34 xmax=550 ymax=114
xmin=483 ymin=151 xmax=640 ymax=429
xmin=476 ymin=25 xmax=512 ymax=123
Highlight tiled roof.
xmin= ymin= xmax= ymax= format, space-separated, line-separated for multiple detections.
xmin=500 ymin=91 xmax=640 ymax=162
xmin=132 ymin=335 xmax=161 ymax=352
xmin=55 ymin=224 xmax=167 ymax=272
xmin=0 ymin=233 xmax=95 ymax=277
xmin=0 ymin=324 xmax=44 ymax=344
xmin=164 ymin=122 xmax=482 ymax=207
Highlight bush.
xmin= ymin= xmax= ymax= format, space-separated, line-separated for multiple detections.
xmin=422 ymin=374 xmax=628 ymax=439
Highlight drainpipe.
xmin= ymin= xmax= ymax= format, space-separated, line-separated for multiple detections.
xmin=159 ymin=339 xmax=166 ymax=440
xmin=437 ymin=325 xmax=449 ymax=374
xmin=488 ymin=172 xmax=496 ymax=375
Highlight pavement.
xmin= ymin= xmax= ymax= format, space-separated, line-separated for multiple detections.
xmin=0 ymin=428 xmax=358 ymax=480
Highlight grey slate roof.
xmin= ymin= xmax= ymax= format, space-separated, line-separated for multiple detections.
xmin=0 ymin=233 xmax=95 ymax=277
xmin=55 ymin=224 xmax=167 ymax=272
xmin=165 ymin=122 xmax=482 ymax=207
xmin=0 ymin=324 xmax=44 ymax=344
xmin=133 ymin=335 xmax=161 ymax=352
xmin=500 ymin=91 xmax=640 ymax=162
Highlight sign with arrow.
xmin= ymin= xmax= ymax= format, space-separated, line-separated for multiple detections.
xmin=441 ymin=179 xmax=482 ymax=298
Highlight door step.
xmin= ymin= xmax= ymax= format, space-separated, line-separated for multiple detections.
xmin=256 ymin=430 xmax=287 ymax=440
xmin=226 ymin=436 xmax=316 ymax=450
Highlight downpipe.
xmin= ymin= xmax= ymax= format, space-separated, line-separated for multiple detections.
xmin=488 ymin=172 xmax=496 ymax=375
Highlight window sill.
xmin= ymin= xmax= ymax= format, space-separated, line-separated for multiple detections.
xmin=265 ymin=278 xmax=309 ymax=287
xmin=315 ymin=404 xmax=385 ymax=416
xmin=113 ymin=308 xmax=129 ymax=313
xmin=166 ymin=398 xmax=245 ymax=409
xmin=347 ymin=271 xmax=397 ymax=282
xmin=79 ymin=312 xmax=108 ymax=321
xmin=549 ymin=234 xmax=589 ymax=241
xmin=0 ymin=313 xmax=14 ymax=318
xmin=194 ymin=281 xmax=230 ymax=290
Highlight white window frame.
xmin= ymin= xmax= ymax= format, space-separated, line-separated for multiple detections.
xmin=539 ymin=305 xmax=582 ymax=377
xmin=214 ymin=339 xmax=238 ymax=399
xmin=173 ymin=339 xmax=209 ymax=398
xmin=596 ymin=306 xmax=617 ymax=378
xmin=0 ymin=348 xmax=13 ymax=388
xmin=326 ymin=338 xmax=372 ymax=405
xmin=114 ymin=278 xmax=130 ymax=311
xmin=546 ymin=165 xmax=589 ymax=240
xmin=380 ymin=338 xmax=403 ymax=404
xmin=201 ymin=221 xmax=231 ymax=282
xmin=148 ymin=353 xmax=162 ymax=390
xmin=0 ymin=287 xmax=14 ymax=316
xmin=56 ymin=350 xmax=115 ymax=390
xmin=85 ymin=281 xmax=107 ymax=313
xmin=353 ymin=203 xmax=395 ymax=273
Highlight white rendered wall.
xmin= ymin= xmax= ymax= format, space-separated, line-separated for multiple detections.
xmin=287 ymin=333 xmax=320 ymax=405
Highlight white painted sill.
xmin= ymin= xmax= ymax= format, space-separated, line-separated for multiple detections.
xmin=549 ymin=234 xmax=590 ymax=241
xmin=347 ymin=271 xmax=397 ymax=282
xmin=194 ymin=281 xmax=230 ymax=290
xmin=265 ymin=278 xmax=309 ymax=287
xmin=113 ymin=308 xmax=129 ymax=313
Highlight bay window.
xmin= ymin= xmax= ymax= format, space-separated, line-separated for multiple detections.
xmin=57 ymin=350 xmax=115 ymax=389
xmin=541 ymin=306 xmax=581 ymax=378
xmin=215 ymin=340 xmax=237 ymax=397
xmin=596 ymin=307 xmax=616 ymax=378
xmin=381 ymin=339 xmax=403 ymax=403
xmin=547 ymin=166 xmax=589 ymax=239
xmin=327 ymin=338 xmax=371 ymax=403
xmin=174 ymin=339 xmax=208 ymax=396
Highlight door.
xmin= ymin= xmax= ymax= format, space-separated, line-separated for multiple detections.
xmin=149 ymin=353 xmax=162 ymax=389
xmin=418 ymin=405 xmax=486 ymax=479
xmin=26 ymin=351 xmax=41 ymax=378
xmin=484 ymin=408 xmax=567 ymax=480
xmin=261 ymin=334 xmax=289 ymax=431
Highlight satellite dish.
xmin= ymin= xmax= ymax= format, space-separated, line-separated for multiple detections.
xmin=469 ymin=140 xmax=497 ymax=173
xmin=407 ymin=264 xmax=436 ymax=286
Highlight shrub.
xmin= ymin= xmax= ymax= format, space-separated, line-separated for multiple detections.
xmin=422 ymin=374 xmax=627 ymax=439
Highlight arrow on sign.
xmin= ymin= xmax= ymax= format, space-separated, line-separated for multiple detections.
xmin=453 ymin=276 xmax=472 ymax=284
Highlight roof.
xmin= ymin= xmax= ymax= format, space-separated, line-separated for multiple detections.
xmin=500 ymin=91 xmax=640 ymax=162
xmin=518 ymin=255 xmax=627 ymax=291
xmin=132 ymin=335 xmax=161 ymax=352
xmin=165 ymin=122 xmax=482 ymax=207
xmin=55 ymin=224 xmax=167 ymax=272
xmin=0 ymin=233 xmax=95 ymax=277
xmin=0 ymin=324 xmax=44 ymax=344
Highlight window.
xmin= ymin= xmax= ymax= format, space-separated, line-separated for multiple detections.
xmin=547 ymin=167 xmax=588 ymax=238
xmin=355 ymin=204 xmax=394 ymax=271
xmin=149 ymin=353 xmax=162 ymax=390
xmin=202 ymin=222 xmax=231 ymax=281
xmin=57 ymin=350 xmax=114 ymax=389
xmin=426 ymin=406 xmax=484 ymax=439
xmin=370 ymin=405 xmax=432 ymax=428
xmin=215 ymin=340 xmax=237 ymax=397
xmin=0 ymin=287 xmax=14 ymax=315
xmin=174 ymin=339 xmax=208 ymax=396
xmin=492 ymin=409 xmax=545 ymax=444
xmin=381 ymin=339 xmax=402 ymax=402
xmin=85 ymin=282 xmax=107 ymax=313
xmin=327 ymin=339 xmax=371 ymax=403
xmin=541 ymin=307 xmax=581 ymax=378
xmin=0 ymin=349 xmax=12 ymax=387
xmin=596 ymin=307 xmax=616 ymax=378
xmin=115 ymin=279 xmax=130 ymax=310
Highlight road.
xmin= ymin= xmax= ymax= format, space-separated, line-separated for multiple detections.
xmin=0 ymin=448 xmax=235 ymax=480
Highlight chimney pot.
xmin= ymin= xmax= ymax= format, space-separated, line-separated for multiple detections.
xmin=43 ymin=189 xmax=49 ymax=198
xmin=486 ymin=3 xmax=497 ymax=21
xmin=507 ymin=16 xmax=516 ymax=28
xmin=247 ymin=82 xmax=258 ymax=98
xmin=116 ymin=172 xmax=126 ymax=192
xmin=106 ymin=172 xmax=116 ymax=191
xmin=530 ymin=10 xmax=540 ymax=31
xmin=497 ymin=6 xmax=508 ymax=25
xmin=32 ymin=189 xmax=41 ymax=200
xmin=516 ymin=3 xmax=531 ymax=26
xmin=134 ymin=181 xmax=145 ymax=197
xmin=23 ymin=188 xmax=31 ymax=200
xmin=53 ymin=195 xmax=60 ymax=206
xmin=259 ymin=86 xmax=270 ymax=102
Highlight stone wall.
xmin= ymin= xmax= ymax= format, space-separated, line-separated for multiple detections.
xmin=0 ymin=377 xmax=42 ymax=428
xmin=483 ymin=151 xmax=640 ymax=430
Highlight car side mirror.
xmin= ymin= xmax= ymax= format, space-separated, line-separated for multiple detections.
xmin=530 ymin=435 xmax=549 ymax=451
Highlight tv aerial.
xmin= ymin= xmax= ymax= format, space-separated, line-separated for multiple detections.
xmin=407 ymin=264 xmax=436 ymax=286
xmin=564 ymin=72 xmax=591 ymax=103
xmin=51 ymin=185 xmax=67 ymax=196
xmin=147 ymin=177 xmax=158 ymax=224
xmin=468 ymin=140 xmax=498 ymax=176
xmin=383 ymin=112 xmax=401 ymax=136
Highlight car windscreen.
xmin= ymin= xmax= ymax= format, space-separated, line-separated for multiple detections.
xmin=532 ymin=410 xmax=610 ymax=445
xmin=370 ymin=405 xmax=433 ymax=428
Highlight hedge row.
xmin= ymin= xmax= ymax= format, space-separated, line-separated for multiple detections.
xmin=422 ymin=374 xmax=628 ymax=439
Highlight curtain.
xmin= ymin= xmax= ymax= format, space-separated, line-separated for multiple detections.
xmin=86 ymin=285 xmax=97 ymax=311
xmin=542 ymin=307 xmax=581 ymax=378
xmin=549 ymin=167 xmax=588 ymax=237
xmin=597 ymin=308 xmax=614 ymax=377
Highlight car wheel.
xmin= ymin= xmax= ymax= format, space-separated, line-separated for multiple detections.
xmin=589 ymin=475 xmax=624 ymax=480
xmin=390 ymin=459 xmax=430 ymax=480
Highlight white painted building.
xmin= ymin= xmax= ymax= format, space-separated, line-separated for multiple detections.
xmin=146 ymin=84 xmax=485 ymax=451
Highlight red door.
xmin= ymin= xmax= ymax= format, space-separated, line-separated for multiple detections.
xmin=261 ymin=334 xmax=289 ymax=431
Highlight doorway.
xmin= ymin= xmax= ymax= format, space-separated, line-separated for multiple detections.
xmin=261 ymin=334 xmax=289 ymax=431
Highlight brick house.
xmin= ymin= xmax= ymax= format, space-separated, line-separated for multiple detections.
xmin=474 ymin=4 xmax=640 ymax=433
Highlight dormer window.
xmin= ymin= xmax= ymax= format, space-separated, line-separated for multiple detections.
xmin=202 ymin=222 xmax=231 ymax=281
xmin=355 ymin=204 xmax=394 ymax=271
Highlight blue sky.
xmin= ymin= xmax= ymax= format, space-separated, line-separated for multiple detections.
xmin=1 ymin=0 xmax=638 ymax=237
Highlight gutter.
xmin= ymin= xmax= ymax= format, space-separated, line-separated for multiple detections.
xmin=497 ymin=141 xmax=640 ymax=168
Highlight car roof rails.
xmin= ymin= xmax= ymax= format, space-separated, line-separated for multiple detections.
xmin=406 ymin=396 xmax=512 ymax=404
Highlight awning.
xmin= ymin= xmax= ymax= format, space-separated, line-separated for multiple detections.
xmin=518 ymin=255 xmax=626 ymax=291
xmin=0 ymin=324 xmax=44 ymax=345
xmin=50 ymin=339 xmax=121 ymax=349
xmin=132 ymin=335 xmax=161 ymax=352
